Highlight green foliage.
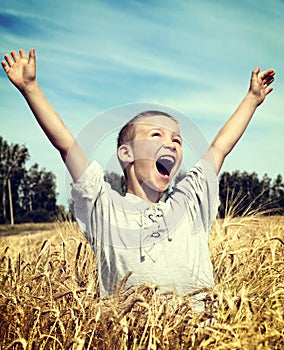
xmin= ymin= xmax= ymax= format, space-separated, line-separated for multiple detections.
xmin=0 ymin=136 xmax=58 ymax=223
xmin=219 ymin=171 xmax=284 ymax=218
xmin=0 ymin=136 xmax=29 ymax=223
xmin=104 ymin=168 xmax=284 ymax=217
xmin=104 ymin=171 xmax=127 ymax=196
xmin=173 ymin=169 xmax=284 ymax=217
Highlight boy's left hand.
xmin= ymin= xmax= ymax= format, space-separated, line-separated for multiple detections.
xmin=249 ymin=67 xmax=275 ymax=106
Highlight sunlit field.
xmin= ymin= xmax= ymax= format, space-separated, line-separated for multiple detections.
xmin=0 ymin=214 xmax=283 ymax=349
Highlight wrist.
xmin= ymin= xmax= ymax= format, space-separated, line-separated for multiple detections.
xmin=244 ymin=91 xmax=260 ymax=108
xmin=21 ymin=80 xmax=40 ymax=97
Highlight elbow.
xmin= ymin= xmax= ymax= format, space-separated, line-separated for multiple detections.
xmin=209 ymin=143 xmax=231 ymax=174
xmin=52 ymin=133 xmax=75 ymax=162
xmin=210 ymin=142 xmax=230 ymax=160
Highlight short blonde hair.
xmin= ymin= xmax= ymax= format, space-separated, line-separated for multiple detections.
xmin=117 ymin=110 xmax=179 ymax=178
xmin=117 ymin=110 xmax=178 ymax=149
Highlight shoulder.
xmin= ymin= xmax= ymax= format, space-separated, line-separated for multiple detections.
xmin=71 ymin=160 xmax=105 ymax=201
xmin=165 ymin=159 xmax=219 ymax=231
xmin=172 ymin=159 xmax=218 ymax=195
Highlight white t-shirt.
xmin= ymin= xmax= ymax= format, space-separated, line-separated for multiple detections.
xmin=71 ymin=159 xmax=219 ymax=311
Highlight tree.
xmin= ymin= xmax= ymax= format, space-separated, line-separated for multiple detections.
xmin=70 ymin=168 xmax=284 ymax=220
xmin=0 ymin=136 xmax=29 ymax=223
xmin=0 ymin=136 xmax=58 ymax=223
xmin=218 ymin=171 xmax=284 ymax=217
xmin=271 ymin=174 xmax=284 ymax=215
xmin=19 ymin=164 xmax=58 ymax=222
xmin=104 ymin=171 xmax=127 ymax=196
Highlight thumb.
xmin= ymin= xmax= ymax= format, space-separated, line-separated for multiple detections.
xmin=29 ymin=48 xmax=36 ymax=65
xmin=251 ymin=66 xmax=260 ymax=78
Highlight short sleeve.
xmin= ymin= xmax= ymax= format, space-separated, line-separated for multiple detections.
xmin=71 ymin=160 xmax=105 ymax=242
xmin=170 ymin=159 xmax=219 ymax=233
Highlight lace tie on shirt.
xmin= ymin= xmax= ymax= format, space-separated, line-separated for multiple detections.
xmin=139 ymin=205 xmax=173 ymax=262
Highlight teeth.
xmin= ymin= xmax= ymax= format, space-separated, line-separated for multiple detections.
xmin=159 ymin=156 xmax=175 ymax=163
xmin=156 ymin=155 xmax=176 ymax=177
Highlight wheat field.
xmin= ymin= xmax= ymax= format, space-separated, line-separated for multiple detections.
xmin=0 ymin=214 xmax=283 ymax=349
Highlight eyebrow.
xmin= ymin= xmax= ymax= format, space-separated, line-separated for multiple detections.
xmin=147 ymin=126 xmax=180 ymax=133
xmin=172 ymin=132 xmax=182 ymax=139
xmin=147 ymin=127 xmax=183 ymax=140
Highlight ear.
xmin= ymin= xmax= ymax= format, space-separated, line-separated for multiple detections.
xmin=117 ymin=144 xmax=134 ymax=163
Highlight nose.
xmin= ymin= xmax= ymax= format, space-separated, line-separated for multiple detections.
xmin=164 ymin=140 xmax=177 ymax=152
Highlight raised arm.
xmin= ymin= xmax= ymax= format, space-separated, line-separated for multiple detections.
xmin=205 ymin=67 xmax=275 ymax=174
xmin=1 ymin=48 xmax=89 ymax=181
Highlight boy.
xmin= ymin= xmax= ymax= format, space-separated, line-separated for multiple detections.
xmin=2 ymin=48 xmax=275 ymax=311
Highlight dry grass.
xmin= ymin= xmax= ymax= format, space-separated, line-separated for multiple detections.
xmin=0 ymin=215 xmax=283 ymax=349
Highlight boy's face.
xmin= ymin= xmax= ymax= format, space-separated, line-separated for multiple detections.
xmin=127 ymin=115 xmax=183 ymax=193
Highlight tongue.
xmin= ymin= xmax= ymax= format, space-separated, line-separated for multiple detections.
xmin=156 ymin=161 xmax=169 ymax=176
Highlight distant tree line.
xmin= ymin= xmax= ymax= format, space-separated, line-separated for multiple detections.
xmin=0 ymin=136 xmax=61 ymax=224
xmin=218 ymin=171 xmax=284 ymax=217
xmin=1 ymin=135 xmax=283 ymax=224
xmin=104 ymin=169 xmax=284 ymax=218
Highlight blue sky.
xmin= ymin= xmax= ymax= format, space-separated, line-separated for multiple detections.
xmin=1 ymin=0 xmax=283 ymax=206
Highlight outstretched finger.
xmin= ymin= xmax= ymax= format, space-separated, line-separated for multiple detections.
xmin=28 ymin=48 xmax=36 ymax=65
xmin=19 ymin=48 xmax=28 ymax=59
xmin=265 ymin=86 xmax=273 ymax=96
xmin=4 ymin=54 xmax=14 ymax=67
xmin=1 ymin=60 xmax=9 ymax=73
xmin=264 ymin=75 xmax=275 ymax=85
xmin=251 ymin=67 xmax=262 ymax=85
xmin=252 ymin=66 xmax=261 ymax=75
xmin=11 ymin=50 xmax=20 ymax=62
xmin=262 ymin=73 xmax=275 ymax=88
xmin=259 ymin=69 xmax=275 ymax=80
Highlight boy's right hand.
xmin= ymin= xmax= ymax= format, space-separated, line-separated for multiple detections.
xmin=2 ymin=48 xmax=36 ymax=94
xmin=2 ymin=47 xmax=89 ymax=181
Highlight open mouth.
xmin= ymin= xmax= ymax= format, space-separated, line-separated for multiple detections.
xmin=156 ymin=155 xmax=175 ymax=177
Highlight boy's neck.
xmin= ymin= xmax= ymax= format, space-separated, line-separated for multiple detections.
xmin=126 ymin=182 xmax=163 ymax=204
